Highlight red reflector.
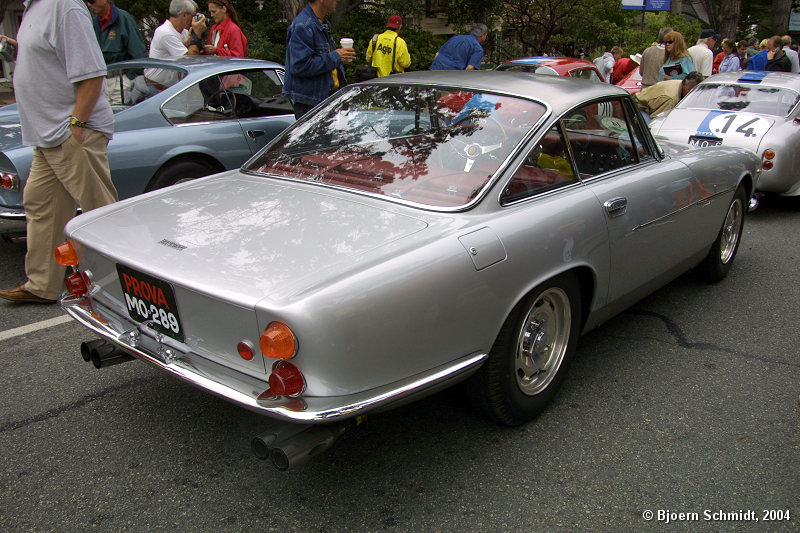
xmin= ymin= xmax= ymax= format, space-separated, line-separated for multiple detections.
xmin=268 ymin=361 xmax=304 ymax=396
xmin=65 ymin=272 xmax=90 ymax=296
xmin=237 ymin=341 xmax=254 ymax=361
xmin=762 ymin=160 xmax=774 ymax=170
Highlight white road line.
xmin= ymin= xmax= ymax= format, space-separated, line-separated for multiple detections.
xmin=0 ymin=315 xmax=74 ymax=342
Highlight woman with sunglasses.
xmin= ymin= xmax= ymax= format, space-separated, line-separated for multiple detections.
xmin=659 ymin=31 xmax=694 ymax=81
xmin=203 ymin=0 xmax=247 ymax=57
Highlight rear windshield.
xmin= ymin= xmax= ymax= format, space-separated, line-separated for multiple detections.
xmin=678 ymin=83 xmax=800 ymax=117
xmin=245 ymin=84 xmax=546 ymax=209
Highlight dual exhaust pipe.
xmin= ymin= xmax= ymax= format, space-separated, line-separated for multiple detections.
xmin=251 ymin=419 xmax=359 ymax=471
xmin=80 ymin=339 xmax=134 ymax=369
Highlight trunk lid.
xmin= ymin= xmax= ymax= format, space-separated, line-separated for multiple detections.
xmin=66 ymin=172 xmax=430 ymax=307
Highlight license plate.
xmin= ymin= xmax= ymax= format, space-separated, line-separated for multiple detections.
xmin=116 ymin=264 xmax=184 ymax=342
xmin=688 ymin=135 xmax=723 ymax=147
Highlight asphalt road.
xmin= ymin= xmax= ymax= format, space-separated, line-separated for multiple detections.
xmin=0 ymin=197 xmax=797 ymax=532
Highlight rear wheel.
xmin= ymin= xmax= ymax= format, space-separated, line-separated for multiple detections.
xmin=145 ymin=159 xmax=218 ymax=192
xmin=698 ymin=184 xmax=746 ymax=282
xmin=469 ymin=273 xmax=581 ymax=426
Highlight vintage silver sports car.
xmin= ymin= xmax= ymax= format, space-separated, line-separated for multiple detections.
xmin=648 ymin=71 xmax=800 ymax=196
xmin=0 ymin=56 xmax=294 ymax=219
xmin=57 ymin=72 xmax=760 ymax=469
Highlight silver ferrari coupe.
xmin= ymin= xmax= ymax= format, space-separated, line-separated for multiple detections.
xmin=58 ymin=71 xmax=760 ymax=469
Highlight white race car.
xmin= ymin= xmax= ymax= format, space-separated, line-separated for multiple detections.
xmin=649 ymin=71 xmax=800 ymax=196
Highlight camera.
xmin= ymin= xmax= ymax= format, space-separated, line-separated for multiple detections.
xmin=193 ymin=13 xmax=204 ymax=21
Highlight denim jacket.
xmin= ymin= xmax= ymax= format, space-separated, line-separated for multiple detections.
xmin=282 ymin=4 xmax=346 ymax=106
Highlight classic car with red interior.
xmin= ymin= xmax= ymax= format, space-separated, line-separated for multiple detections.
xmin=58 ymin=72 xmax=759 ymax=470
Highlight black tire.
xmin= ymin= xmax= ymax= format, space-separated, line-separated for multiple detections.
xmin=145 ymin=160 xmax=218 ymax=192
xmin=697 ymin=184 xmax=746 ymax=282
xmin=469 ymin=272 xmax=582 ymax=426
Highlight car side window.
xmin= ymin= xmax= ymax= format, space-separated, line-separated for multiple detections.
xmin=562 ymin=98 xmax=643 ymax=178
xmin=106 ymin=67 xmax=176 ymax=109
xmin=572 ymin=68 xmax=601 ymax=83
xmin=501 ymin=124 xmax=578 ymax=204
xmin=221 ymin=69 xmax=294 ymax=119
xmin=162 ymin=75 xmax=234 ymax=125
xmin=622 ymin=97 xmax=654 ymax=163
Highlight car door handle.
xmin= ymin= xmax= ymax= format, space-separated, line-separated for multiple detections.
xmin=603 ymin=197 xmax=627 ymax=217
xmin=247 ymin=130 xmax=266 ymax=139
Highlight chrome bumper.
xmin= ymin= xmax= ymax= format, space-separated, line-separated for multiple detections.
xmin=61 ymin=295 xmax=487 ymax=422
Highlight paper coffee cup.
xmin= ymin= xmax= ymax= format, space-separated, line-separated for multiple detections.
xmin=340 ymin=38 xmax=354 ymax=62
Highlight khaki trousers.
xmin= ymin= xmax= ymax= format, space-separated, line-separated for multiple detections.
xmin=23 ymin=130 xmax=118 ymax=300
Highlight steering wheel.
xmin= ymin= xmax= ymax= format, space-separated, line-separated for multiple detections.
xmin=446 ymin=112 xmax=508 ymax=172
xmin=203 ymin=88 xmax=237 ymax=114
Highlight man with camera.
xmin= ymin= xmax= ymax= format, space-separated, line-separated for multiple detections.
xmin=150 ymin=0 xmax=207 ymax=59
xmin=146 ymin=0 xmax=207 ymax=88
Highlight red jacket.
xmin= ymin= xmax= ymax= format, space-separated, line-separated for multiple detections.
xmin=712 ymin=51 xmax=724 ymax=74
xmin=207 ymin=17 xmax=247 ymax=57
xmin=611 ymin=58 xmax=638 ymax=85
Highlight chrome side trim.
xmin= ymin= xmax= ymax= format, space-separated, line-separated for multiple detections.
xmin=61 ymin=296 xmax=487 ymax=422
xmin=0 ymin=207 xmax=25 ymax=220
xmin=632 ymin=187 xmax=734 ymax=232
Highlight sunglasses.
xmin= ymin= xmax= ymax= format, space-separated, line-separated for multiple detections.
xmin=664 ymin=41 xmax=674 ymax=44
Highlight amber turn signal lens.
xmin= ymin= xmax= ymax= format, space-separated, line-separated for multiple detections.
xmin=54 ymin=241 xmax=79 ymax=266
xmin=259 ymin=322 xmax=297 ymax=359
xmin=762 ymin=149 xmax=775 ymax=160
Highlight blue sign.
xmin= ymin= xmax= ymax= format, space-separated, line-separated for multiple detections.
xmin=622 ymin=0 xmax=671 ymax=10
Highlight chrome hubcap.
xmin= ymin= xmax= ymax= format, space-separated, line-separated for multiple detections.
xmin=515 ymin=287 xmax=571 ymax=396
xmin=720 ymin=197 xmax=743 ymax=264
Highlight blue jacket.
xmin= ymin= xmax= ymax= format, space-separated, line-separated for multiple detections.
xmin=746 ymin=50 xmax=768 ymax=71
xmin=282 ymin=4 xmax=346 ymax=106
xmin=430 ymin=34 xmax=484 ymax=70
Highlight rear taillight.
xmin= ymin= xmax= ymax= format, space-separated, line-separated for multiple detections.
xmin=267 ymin=361 xmax=305 ymax=396
xmin=65 ymin=271 xmax=91 ymax=296
xmin=762 ymin=149 xmax=775 ymax=170
xmin=0 ymin=172 xmax=19 ymax=191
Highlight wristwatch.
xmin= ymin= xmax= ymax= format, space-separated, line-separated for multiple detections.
xmin=69 ymin=116 xmax=88 ymax=128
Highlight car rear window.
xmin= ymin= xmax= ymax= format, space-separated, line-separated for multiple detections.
xmin=679 ymin=83 xmax=800 ymax=117
xmin=246 ymin=85 xmax=546 ymax=209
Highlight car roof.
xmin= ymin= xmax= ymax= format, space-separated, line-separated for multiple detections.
xmin=701 ymin=71 xmax=800 ymax=91
xmin=107 ymin=55 xmax=284 ymax=73
xmin=506 ymin=56 xmax=594 ymax=67
xmin=368 ymin=70 xmax=628 ymax=116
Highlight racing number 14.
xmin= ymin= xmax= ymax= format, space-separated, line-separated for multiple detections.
xmin=717 ymin=114 xmax=759 ymax=138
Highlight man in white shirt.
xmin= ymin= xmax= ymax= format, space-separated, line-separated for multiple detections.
xmin=781 ymin=35 xmax=800 ymax=73
xmin=688 ymin=29 xmax=717 ymax=77
xmin=146 ymin=0 xmax=207 ymax=87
